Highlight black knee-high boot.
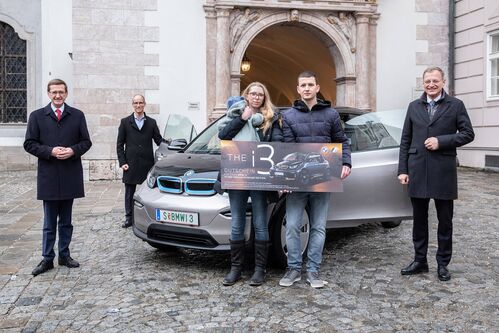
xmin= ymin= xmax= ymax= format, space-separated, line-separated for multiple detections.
xmin=223 ymin=239 xmax=245 ymax=286
xmin=249 ymin=240 xmax=269 ymax=286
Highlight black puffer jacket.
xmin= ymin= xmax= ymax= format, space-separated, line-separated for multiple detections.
xmin=278 ymin=99 xmax=351 ymax=167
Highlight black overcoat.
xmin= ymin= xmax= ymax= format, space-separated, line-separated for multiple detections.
xmin=24 ymin=103 xmax=92 ymax=200
xmin=116 ymin=113 xmax=162 ymax=184
xmin=398 ymin=92 xmax=474 ymax=200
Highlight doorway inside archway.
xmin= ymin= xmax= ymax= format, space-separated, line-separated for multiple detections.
xmin=240 ymin=23 xmax=336 ymax=107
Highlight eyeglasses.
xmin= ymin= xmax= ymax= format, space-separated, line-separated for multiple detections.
xmin=49 ymin=91 xmax=67 ymax=96
xmin=248 ymin=92 xmax=265 ymax=98
xmin=132 ymin=102 xmax=145 ymax=105
xmin=424 ymin=80 xmax=442 ymax=85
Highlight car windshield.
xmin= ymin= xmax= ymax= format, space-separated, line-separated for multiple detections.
xmin=344 ymin=109 xmax=406 ymax=152
xmin=183 ymin=117 xmax=222 ymax=155
xmin=283 ymin=153 xmax=305 ymax=162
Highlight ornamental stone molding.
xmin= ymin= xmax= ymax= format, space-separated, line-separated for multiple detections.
xmin=204 ymin=0 xmax=378 ymax=119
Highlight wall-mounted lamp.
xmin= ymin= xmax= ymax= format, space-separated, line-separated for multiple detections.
xmin=241 ymin=54 xmax=251 ymax=72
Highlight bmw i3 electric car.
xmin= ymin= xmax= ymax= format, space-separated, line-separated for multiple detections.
xmin=269 ymin=152 xmax=331 ymax=185
xmin=132 ymin=108 xmax=413 ymax=267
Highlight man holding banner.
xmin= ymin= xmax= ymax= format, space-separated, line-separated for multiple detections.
xmin=277 ymin=71 xmax=351 ymax=288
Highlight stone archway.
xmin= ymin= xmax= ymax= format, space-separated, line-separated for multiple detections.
xmin=204 ymin=1 xmax=378 ymax=120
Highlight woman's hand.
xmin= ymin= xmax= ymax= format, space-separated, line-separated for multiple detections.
xmin=241 ymin=106 xmax=253 ymax=121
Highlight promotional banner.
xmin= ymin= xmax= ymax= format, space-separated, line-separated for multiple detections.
xmin=220 ymin=141 xmax=343 ymax=192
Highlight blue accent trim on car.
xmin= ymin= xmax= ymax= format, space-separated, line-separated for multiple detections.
xmin=157 ymin=176 xmax=183 ymax=194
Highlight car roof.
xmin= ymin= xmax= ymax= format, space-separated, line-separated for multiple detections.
xmin=277 ymin=105 xmax=366 ymax=116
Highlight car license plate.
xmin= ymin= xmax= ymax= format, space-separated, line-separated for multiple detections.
xmin=275 ymin=172 xmax=284 ymax=176
xmin=155 ymin=209 xmax=199 ymax=226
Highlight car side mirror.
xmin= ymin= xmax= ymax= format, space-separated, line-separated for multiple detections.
xmin=168 ymin=138 xmax=188 ymax=151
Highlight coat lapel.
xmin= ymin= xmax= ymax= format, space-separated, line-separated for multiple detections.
xmin=429 ymin=98 xmax=451 ymax=125
xmin=44 ymin=104 xmax=58 ymax=122
xmin=129 ymin=114 xmax=140 ymax=131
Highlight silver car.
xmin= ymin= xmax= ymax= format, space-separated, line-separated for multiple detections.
xmin=133 ymin=108 xmax=412 ymax=267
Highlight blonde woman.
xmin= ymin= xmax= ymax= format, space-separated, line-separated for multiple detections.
xmin=218 ymin=82 xmax=281 ymax=286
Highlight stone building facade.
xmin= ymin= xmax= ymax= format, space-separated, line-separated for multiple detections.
xmin=4 ymin=0 xmax=489 ymax=179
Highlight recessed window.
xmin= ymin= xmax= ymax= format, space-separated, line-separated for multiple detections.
xmin=488 ymin=31 xmax=499 ymax=100
xmin=0 ymin=22 xmax=27 ymax=123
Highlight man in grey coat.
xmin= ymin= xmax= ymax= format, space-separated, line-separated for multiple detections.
xmin=116 ymin=94 xmax=162 ymax=228
xmin=24 ymin=79 xmax=92 ymax=276
xmin=398 ymin=67 xmax=474 ymax=281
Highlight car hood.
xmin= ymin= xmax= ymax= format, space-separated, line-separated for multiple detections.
xmin=275 ymin=160 xmax=302 ymax=169
xmin=153 ymin=152 xmax=221 ymax=177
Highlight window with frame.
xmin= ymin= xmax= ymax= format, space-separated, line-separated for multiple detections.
xmin=488 ymin=31 xmax=499 ymax=100
xmin=0 ymin=21 xmax=27 ymax=123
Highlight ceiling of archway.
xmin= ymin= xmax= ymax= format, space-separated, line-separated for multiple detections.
xmin=240 ymin=23 xmax=336 ymax=107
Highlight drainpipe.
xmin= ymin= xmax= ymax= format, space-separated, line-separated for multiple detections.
xmin=448 ymin=0 xmax=455 ymax=96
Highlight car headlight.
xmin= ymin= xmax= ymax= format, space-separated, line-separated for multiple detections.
xmin=146 ymin=170 xmax=157 ymax=188
xmin=289 ymin=164 xmax=299 ymax=169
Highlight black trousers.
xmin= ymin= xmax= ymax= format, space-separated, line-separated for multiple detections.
xmin=42 ymin=199 xmax=74 ymax=260
xmin=411 ymin=197 xmax=454 ymax=266
xmin=125 ymin=184 xmax=137 ymax=222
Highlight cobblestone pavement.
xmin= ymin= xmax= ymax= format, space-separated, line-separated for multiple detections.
xmin=0 ymin=169 xmax=498 ymax=332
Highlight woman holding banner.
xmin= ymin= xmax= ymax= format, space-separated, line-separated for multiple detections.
xmin=217 ymin=82 xmax=281 ymax=286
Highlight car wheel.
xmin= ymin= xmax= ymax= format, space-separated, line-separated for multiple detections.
xmin=270 ymin=202 xmax=310 ymax=268
xmin=147 ymin=241 xmax=177 ymax=251
xmin=300 ymin=170 xmax=310 ymax=185
xmin=381 ymin=220 xmax=402 ymax=228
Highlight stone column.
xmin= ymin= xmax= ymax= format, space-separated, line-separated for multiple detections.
xmin=204 ymin=6 xmax=217 ymax=122
xmin=231 ymin=73 xmax=244 ymax=96
xmin=355 ymin=13 xmax=371 ymax=111
xmin=369 ymin=14 xmax=379 ymax=112
xmin=212 ymin=6 xmax=232 ymax=120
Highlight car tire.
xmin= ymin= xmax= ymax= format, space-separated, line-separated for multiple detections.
xmin=269 ymin=200 xmax=310 ymax=268
xmin=147 ymin=241 xmax=177 ymax=251
xmin=381 ymin=220 xmax=402 ymax=228
xmin=300 ymin=170 xmax=310 ymax=185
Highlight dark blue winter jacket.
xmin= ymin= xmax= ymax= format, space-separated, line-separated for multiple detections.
xmin=278 ymin=99 xmax=351 ymax=167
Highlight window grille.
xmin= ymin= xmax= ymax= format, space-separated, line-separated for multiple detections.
xmin=0 ymin=22 xmax=27 ymax=123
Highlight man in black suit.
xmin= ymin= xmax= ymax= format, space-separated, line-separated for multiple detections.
xmin=116 ymin=94 xmax=162 ymax=228
xmin=24 ymin=79 xmax=92 ymax=276
xmin=398 ymin=67 xmax=474 ymax=281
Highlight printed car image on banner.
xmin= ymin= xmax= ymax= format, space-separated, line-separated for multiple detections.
xmin=220 ymin=141 xmax=343 ymax=192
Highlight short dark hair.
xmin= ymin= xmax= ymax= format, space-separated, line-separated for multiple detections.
xmin=47 ymin=79 xmax=68 ymax=92
xmin=297 ymin=70 xmax=317 ymax=84
xmin=422 ymin=66 xmax=445 ymax=81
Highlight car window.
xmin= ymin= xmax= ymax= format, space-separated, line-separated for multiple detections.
xmin=163 ymin=114 xmax=197 ymax=143
xmin=344 ymin=109 xmax=405 ymax=152
xmin=183 ymin=117 xmax=221 ymax=155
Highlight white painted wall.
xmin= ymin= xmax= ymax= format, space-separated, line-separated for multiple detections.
xmin=376 ymin=0 xmax=425 ymax=111
xmin=156 ymin=0 xmax=207 ymax=134
xmin=40 ymin=0 xmax=73 ymax=105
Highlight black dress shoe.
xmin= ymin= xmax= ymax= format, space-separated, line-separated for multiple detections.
xmin=401 ymin=261 xmax=429 ymax=275
xmin=122 ymin=220 xmax=132 ymax=228
xmin=58 ymin=256 xmax=80 ymax=268
xmin=32 ymin=259 xmax=54 ymax=276
xmin=437 ymin=265 xmax=451 ymax=281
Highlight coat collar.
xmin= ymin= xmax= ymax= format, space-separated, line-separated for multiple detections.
xmin=128 ymin=112 xmax=147 ymax=131
xmin=44 ymin=103 xmax=71 ymax=122
xmin=418 ymin=90 xmax=451 ymax=124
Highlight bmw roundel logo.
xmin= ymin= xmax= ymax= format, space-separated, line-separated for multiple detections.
xmin=321 ymin=146 xmax=329 ymax=153
xmin=184 ymin=170 xmax=195 ymax=177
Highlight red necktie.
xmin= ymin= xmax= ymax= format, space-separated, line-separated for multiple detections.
xmin=56 ymin=109 xmax=61 ymax=121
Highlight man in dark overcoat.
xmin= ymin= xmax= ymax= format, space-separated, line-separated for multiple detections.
xmin=116 ymin=94 xmax=162 ymax=228
xmin=398 ymin=67 xmax=474 ymax=281
xmin=24 ymin=79 xmax=92 ymax=276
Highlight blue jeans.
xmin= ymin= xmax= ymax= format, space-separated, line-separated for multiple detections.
xmin=285 ymin=192 xmax=331 ymax=272
xmin=42 ymin=199 xmax=74 ymax=260
xmin=228 ymin=190 xmax=269 ymax=242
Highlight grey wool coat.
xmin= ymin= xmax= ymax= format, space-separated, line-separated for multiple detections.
xmin=24 ymin=103 xmax=92 ymax=200
xmin=116 ymin=113 xmax=163 ymax=185
xmin=398 ymin=91 xmax=474 ymax=200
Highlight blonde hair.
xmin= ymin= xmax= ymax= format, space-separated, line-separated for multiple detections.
xmin=242 ymin=82 xmax=275 ymax=134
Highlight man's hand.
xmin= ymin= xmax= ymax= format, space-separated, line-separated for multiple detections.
xmin=398 ymin=174 xmax=409 ymax=184
xmin=424 ymin=137 xmax=439 ymax=150
xmin=51 ymin=147 xmax=74 ymax=160
xmin=341 ymin=166 xmax=351 ymax=179
xmin=121 ymin=164 xmax=129 ymax=171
